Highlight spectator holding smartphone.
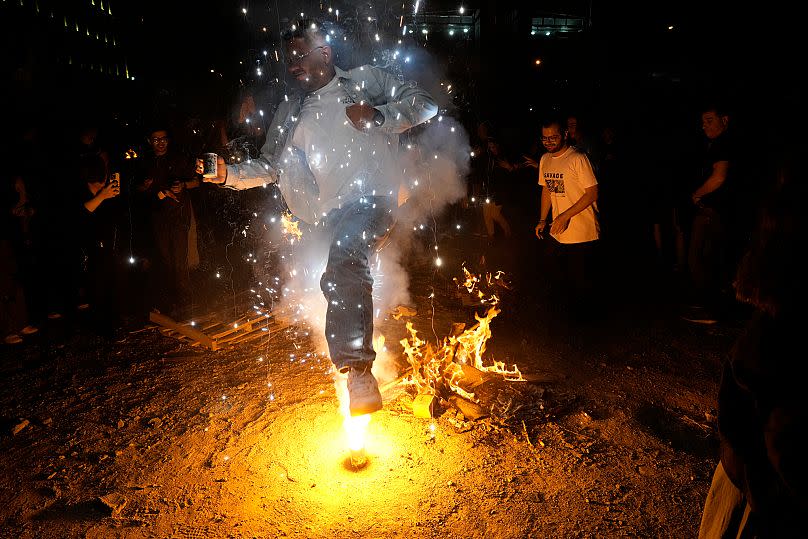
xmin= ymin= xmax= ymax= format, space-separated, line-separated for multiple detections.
xmin=75 ymin=154 xmax=123 ymax=335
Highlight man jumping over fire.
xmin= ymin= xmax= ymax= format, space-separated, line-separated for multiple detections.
xmin=200 ymin=19 xmax=437 ymax=415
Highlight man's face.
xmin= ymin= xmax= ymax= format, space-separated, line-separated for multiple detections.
xmin=285 ymin=37 xmax=331 ymax=92
xmin=149 ymin=130 xmax=169 ymax=156
xmin=541 ymin=124 xmax=566 ymax=153
xmin=701 ymin=111 xmax=728 ymax=140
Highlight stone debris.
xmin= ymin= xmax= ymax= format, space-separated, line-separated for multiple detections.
xmin=12 ymin=419 xmax=30 ymax=436
xmin=98 ymin=492 xmax=127 ymax=516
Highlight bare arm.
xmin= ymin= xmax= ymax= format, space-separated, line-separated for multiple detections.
xmin=84 ymin=183 xmax=119 ymax=213
xmin=535 ymin=185 xmax=552 ymax=238
xmin=550 ymin=185 xmax=598 ymax=236
xmin=692 ymin=160 xmax=729 ymax=203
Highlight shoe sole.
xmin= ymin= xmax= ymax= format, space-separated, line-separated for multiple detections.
xmin=349 ymin=401 xmax=383 ymax=416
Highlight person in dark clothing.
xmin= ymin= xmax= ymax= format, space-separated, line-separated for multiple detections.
xmin=1 ymin=174 xmax=38 ymax=344
xmin=468 ymin=121 xmax=514 ymax=238
xmin=698 ymin=147 xmax=807 ymax=538
xmin=481 ymin=137 xmax=514 ymax=238
xmin=682 ymin=103 xmax=751 ymax=324
xmin=75 ymin=154 xmax=123 ymax=334
xmin=9 ymin=123 xmax=51 ymax=325
xmin=137 ymin=127 xmax=200 ymax=316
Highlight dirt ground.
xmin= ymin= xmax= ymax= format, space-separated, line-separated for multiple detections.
xmin=0 ymin=226 xmax=737 ymax=538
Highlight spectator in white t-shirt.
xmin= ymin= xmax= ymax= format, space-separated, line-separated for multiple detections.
xmin=535 ymin=116 xmax=601 ymax=322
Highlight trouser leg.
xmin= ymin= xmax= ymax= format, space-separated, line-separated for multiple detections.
xmin=319 ymin=197 xmax=393 ymax=371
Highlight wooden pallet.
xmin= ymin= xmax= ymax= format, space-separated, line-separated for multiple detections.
xmin=149 ymin=309 xmax=293 ymax=351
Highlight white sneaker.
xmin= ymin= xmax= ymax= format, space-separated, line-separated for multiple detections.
xmin=20 ymin=325 xmax=39 ymax=335
xmin=4 ymin=334 xmax=23 ymax=345
xmin=347 ymin=364 xmax=383 ymax=416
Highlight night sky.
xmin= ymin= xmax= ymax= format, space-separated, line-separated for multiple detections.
xmin=3 ymin=0 xmax=803 ymax=139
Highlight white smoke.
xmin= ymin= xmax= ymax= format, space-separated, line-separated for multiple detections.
xmin=264 ymin=19 xmax=470 ymax=387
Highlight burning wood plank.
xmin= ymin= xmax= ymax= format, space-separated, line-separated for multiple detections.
xmin=412 ymin=394 xmax=440 ymax=418
xmin=397 ymin=271 xmax=523 ymax=420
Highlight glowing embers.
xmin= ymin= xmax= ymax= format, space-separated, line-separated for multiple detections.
xmin=281 ymin=211 xmax=303 ymax=243
xmin=456 ymin=265 xmax=508 ymax=305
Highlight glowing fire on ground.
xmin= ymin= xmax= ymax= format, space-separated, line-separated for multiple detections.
xmin=400 ymin=267 xmax=522 ymax=404
xmin=334 ymin=267 xmax=518 ymax=464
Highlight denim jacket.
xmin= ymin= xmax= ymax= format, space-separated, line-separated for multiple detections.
xmin=224 ymin=65 xmax=437 ymax=223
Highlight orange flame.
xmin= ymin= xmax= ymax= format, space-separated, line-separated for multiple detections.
xmin=281 ymin=211 xmax=303 ymax=243
xmin=455 ymin=265 xmax=504 ymax=305
xmin=400 ymin=269 xmax=523 ymax=404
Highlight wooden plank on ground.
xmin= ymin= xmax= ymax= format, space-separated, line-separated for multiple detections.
xmin=216 ymin=318 xmax=295 ymax=349
xmin=149 ymin=311 xmax=217 ymax=351
xmin=211 ymin=314 xmax=273 ymax=341
xmin=209 ymin=315 xmax=254 ymax=340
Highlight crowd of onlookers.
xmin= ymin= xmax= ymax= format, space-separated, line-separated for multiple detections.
xmin=0 ymin=95 xmax=776 ymax=344
xmin=1 ymin=108 xmax=279 ymax=344
xmin=464 ymin=104 xmax=754 ymax=323
xmin=463 ymin=103 xmax=807 ymax=537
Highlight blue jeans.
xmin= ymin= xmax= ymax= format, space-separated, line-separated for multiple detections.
xmin=319 ymin=196 xmax=394 ymax=371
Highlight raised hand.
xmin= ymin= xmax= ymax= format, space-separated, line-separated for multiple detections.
xmin=197 ymin=156 xmax=227 ymax=184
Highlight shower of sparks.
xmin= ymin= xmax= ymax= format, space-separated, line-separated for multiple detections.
xmin=185 ymin=0 xmax=480 ymax=451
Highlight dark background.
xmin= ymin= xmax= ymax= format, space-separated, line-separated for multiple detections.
xmin=4 ymin=0 xmax=803 ymax=148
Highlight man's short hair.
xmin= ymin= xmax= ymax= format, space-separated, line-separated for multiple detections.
xmin=701 ymin=101 xmax=731 ymax=118
xmin=281 ymin=18 xmax=325 ymax=45
xmin=147 ymin=126 xmax=171 ymax=139
xmin=541 ymin=115 xmax=567 ymax=132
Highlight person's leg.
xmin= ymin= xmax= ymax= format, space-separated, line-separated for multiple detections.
xmin=688 ymin=210 xmax=710 ymax=306
xmin=0 ymin=239 xmax=28 ymax=340
xmin=492 ymin=204 xmax=511 ymax=237
xmin=320 ymin=197 xmax=393 ymax=369
xmin=687 ymin=208 xmax=725 ymax=321
xmin=565 ymin=241 xmax=598 ymax=322
xmin=152 ymin=218 xmax=174 ymax=311
xmin=87 ymin=248 xmax=118 ymax=335
xmin=171 ymin=223 xmax=191 ymax=310
xmin=482 ymin=203 xmax=495 ymax=236
xmin=320 ymin=197 xmax=393 ymax=414
xmin=698 ymin=461 xmax=746 ymax=539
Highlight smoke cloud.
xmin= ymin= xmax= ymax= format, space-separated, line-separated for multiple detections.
xmin=253 ymin=16 xmax=470 ymax=387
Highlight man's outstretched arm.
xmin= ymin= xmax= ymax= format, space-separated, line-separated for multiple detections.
xmin=198 ymin=155 xmax=277 ymax=190
xmin=200 ymin=100 xmax=296 ymax=190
